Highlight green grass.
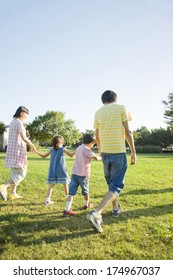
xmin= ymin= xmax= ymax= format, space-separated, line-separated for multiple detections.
xmin=0 ymin=151 xmax=173 ymax=260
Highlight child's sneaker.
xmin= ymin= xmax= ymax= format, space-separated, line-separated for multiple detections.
xmin=0 ymin=185 xmax=7 ymax=201
xmin=111 ymin=205 xmax=122 ymax=217
xmin=63 ymin=209 xmax=77 ymax=217
xmin=83 ymin=203 xmax=94 ymax=210
xmin=86 ymin=210 xmax=103 ymax=233
xmin=44 ymin=199 xmax=54 ymax=205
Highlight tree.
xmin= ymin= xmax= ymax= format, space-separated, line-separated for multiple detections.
xmin=133 ymin=126 xmax=151 ymax=146
xmin=162 ymin=93 xmax=173 ymax=129
xmin=150 ymin=127 xmax=173 ymax=148
xmin=133 ymin=126 xmax=173 ymax=148
xmin=0 ymin=121 xmax=6 ymax=134
xmin=26 ymin=111 xmax=82 ymax=146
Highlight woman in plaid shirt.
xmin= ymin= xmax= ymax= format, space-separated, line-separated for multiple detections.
xmin=0 ymin=106 xmax=36 ymax=201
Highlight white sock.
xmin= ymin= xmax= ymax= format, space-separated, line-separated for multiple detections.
xmin=84 ymin=200 xmax=89 ymax=206
xmin=65 ymin=201 xmax=72 ymax=212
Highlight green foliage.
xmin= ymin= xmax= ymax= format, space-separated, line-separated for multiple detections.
xmin=162 ymin=92 xmax=173 ymax=128
xmin=135 ymin=145 xmax=162 ymax=153
xmin=26 ymin=111 xmax=82 ymax=146
xmin=0 ymin=121 xmax=6 ymax=134
xmin=133 ymin=126 xmax=151 ymax=146
xmin=0 ymin=152 xmax=173 ymax=260
xmin=133 ymin=126 xmax=173 ymax=148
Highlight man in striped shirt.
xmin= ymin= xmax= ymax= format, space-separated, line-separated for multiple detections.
xmin=87 ymin=90 xmax=136 ymax=232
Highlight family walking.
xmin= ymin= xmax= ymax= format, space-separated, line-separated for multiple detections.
xmin=0 ymin=90 xmax=136 ymax=232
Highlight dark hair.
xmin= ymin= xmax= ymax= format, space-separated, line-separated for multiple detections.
xmin=101 ymin=90 xmax=117 ymax=104
xmin=52 ymin=135 xmax=64 ymax=150
xmin=83 ymin=133 xmax=96 ymax=144
xmin=13 ymin=106 xmax=29 ymax=118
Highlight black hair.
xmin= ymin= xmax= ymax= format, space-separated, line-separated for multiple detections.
xmin=83 ymin=133 xmax=96 ymax=144
xmin=101 ymin=90 xmax=117 ymax=104
xmin=13 ymin=106 xmax=29 ymax=118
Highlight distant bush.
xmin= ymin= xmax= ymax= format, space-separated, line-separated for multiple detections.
xmin=136 ymin=145 xmax=162 ymax=153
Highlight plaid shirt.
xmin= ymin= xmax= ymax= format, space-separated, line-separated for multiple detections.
xmin=6 ymin=119 xmax=27 ymax=168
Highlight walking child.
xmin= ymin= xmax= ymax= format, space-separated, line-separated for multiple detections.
xmin=63 ymin=133 xmax=101 ymax=217
xmin=34 ymin=135 xmax=74 ymax=205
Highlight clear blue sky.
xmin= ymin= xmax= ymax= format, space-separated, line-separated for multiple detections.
xmin=0 ymin=0 xmax=173 ymax=132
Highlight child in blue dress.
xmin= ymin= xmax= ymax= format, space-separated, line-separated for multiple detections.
xmin=35 ymin=135 xmax=74 ymax=205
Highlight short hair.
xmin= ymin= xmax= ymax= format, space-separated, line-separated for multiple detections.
xmin=52 ymin=135 xmax=64 ymax=150
xmin=101 ymin=90 xmax=117 ymax=104
xmin=83 ymin=133 xmax=96 ymax=144
xmin=13 ymin=106 xmax=29 ymax=118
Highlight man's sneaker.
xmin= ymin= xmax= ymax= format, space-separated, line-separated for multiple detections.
xmin=112 ymin=205 xmax=122 ymax=217
xmin=9 ymin=194 xmax=23 ymax=200
xmin=44 ymin=200 xmax=54 ymax=205
xmin=86 ymin=210 xmax=103 ymax=233
xmin=63 ymin=209 xmax=77 ymax=217
xmin=0 ymin=185 xmax=7 ymax=201
xmin=83 ymin=203 xmax=94 ymax=210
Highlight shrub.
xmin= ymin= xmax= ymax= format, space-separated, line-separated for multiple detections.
xmin=136 ymin=145 xmax=162 ymax=153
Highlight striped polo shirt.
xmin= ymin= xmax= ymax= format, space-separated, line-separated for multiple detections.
xmin=94 ymin=103 xmax=131 ymax=153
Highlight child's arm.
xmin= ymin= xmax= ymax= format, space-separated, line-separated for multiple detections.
xmin=34 ymin=149 xmax=51 ymax=158
xmin=91 ymin=154 xmax=102 ymax=161
xmin=64 ymin=148 xmax=75 ymax=158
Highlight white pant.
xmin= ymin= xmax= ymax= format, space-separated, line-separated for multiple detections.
xmin=11 ymin=166 xmax=27 ymax=185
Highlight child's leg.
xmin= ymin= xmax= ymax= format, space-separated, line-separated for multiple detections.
xmin=63 ymin=175 xmax=78 ymax=215
xmin=46 ymin=184 xmax=54 ymax=201
xmin=63 ymin=195 xmax=77 ymax=215
xmin=81 ymin=177 xmax=93 ymax=209
xmin=83 ymin=194 xmax=93 ymax=209
xmin=83 ymin=194 xmax=89 ymax=206
xmin=65 ymin=195 xmax=74 ymax=212
xmin=63 ymin=184 xmax=69 ymax=196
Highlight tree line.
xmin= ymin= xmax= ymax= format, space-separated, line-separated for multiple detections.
xmin=0 ymin=93 xmax=173 ymax=149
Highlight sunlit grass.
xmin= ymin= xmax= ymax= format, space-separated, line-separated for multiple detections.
xmin=0 ymin=151 xmax=173 ymax=260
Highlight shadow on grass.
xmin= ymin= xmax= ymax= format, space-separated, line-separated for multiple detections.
xmin=0 ymin=202 xmax=173 ymax=254
xmin=0 ymin=209 xmax=97 ymax=253
xmin=122 ymin=187 xmax=173 ymax=196
xmin=104 ymin=203 xmax=173 ymax=222
xmin=93 ymin=187 xmax=173 ymax=200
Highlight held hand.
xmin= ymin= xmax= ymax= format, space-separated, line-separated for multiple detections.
xmin=97 ymin=156 xmax=102 ymax=161
xmin=30 ymin=145 xmax=37 ymax=153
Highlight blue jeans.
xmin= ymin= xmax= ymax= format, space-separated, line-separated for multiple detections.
xmin=69 ymin=174 xmax=89 ymax=196
xmin=102 ymin=153 xmax=127 ymax=196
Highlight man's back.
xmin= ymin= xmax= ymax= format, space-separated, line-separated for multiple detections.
xmin=94 ymin=103 xmax=129 ymax=153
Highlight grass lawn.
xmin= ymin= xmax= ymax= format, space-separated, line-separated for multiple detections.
xmin=0 ymin=151 xmax=173 ymax=260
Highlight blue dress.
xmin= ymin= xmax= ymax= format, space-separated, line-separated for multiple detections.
xmin=46 ymin=147 xmax=70 ymax=184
